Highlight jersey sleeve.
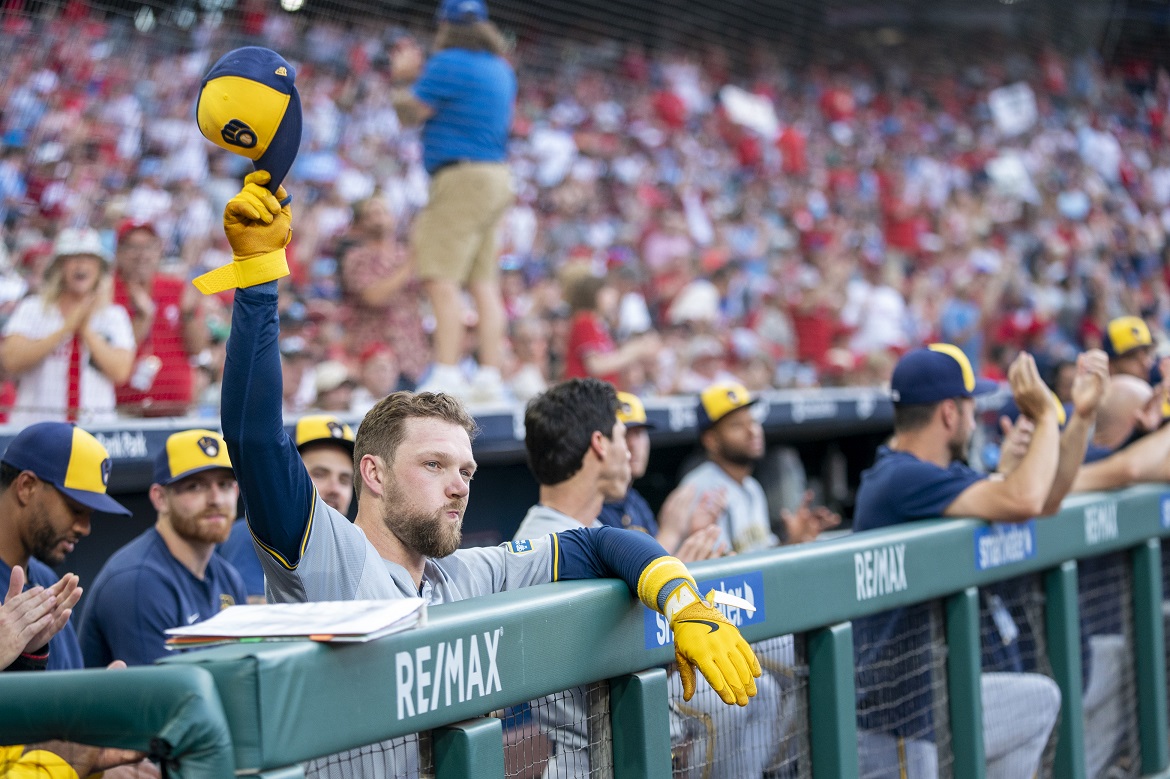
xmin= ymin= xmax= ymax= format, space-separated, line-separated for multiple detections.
xmin=448 ymin=526 xmax=678 ymax=602
xmin=96 ymin=304 xmax=136 ymax=350
xmin=899 ymin=460 xmax=986 ymax=519
xmin=81 ymin=569 xmax=181 ymax=667
xmin=412 ymin=53 xmax=458 ymax=109
xmin=3 ymin=297 xmax=43 ymax=337
xmin=220 ymin=282 xmax=316 ymax=568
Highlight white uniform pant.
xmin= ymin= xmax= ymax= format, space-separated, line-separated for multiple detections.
xmin=858 ymin=671 xmax=1061 ymax=779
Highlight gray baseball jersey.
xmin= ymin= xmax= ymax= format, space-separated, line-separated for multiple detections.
xmin=678 ymin=461 xmax=777 ymax=553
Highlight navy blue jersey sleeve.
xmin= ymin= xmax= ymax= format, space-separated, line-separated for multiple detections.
xmin=220 ymin=282 xmax=315 ymax=567
xmin=554 ymin=526 xmax=670 ymax=593
xmin=856 ymin=453 xmax=986 ymax=531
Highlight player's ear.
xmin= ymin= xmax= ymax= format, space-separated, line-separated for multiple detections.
xmin=148 ymin=483 xmax=169 ymax=514
xmin=358 ymin=454 xmax=386 ymax=498
xmin=590 ymin=430 xmax=607 ymax=461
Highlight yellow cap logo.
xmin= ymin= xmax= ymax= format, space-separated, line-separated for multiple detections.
xmin=64 ymin=428 xmax=114 ymax=494
xmin=275 ymin=67 xmax=288 ymax=76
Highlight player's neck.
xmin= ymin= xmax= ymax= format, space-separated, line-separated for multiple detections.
xmin=355 ymin=510 xmax=427 ymax=589
xmin=538 ymin=481 xmax=603 ymax=527
xmin=710 ymin=454 xmax=752 ymax=484
xmin=888 ymin=431 xmax=953 ymax=469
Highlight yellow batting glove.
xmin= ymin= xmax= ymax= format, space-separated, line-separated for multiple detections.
xmin=636 ymin=556 xmax=761 ymax=707
xmin=667 ymin=582 xmax=761 ymax=706
xmin=194 ymin=171 xmax=292 ymax=295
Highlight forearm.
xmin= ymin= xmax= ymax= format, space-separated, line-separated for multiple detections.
xmin=221 ymin=283 xmax=315 ymax=560
xmin=181 ymin=295 xmax=208 ymax=354
xmin=584 ymin=344 xmax=643 ymax=378
xmin=1002 ymin=413 xmax=1061 ymax=512
xmin=391 ymin=88 xmax=429 ymax=127
xmin=82 ymin=332 xmax=133 ymax=385
xmin=0 ymin=331 xmax=69 ymax=375
xmin=556 ymin=526 xmax=693 ymax=613
xmin=129 ymin=312 xmax=153 ymax=344
xmin=359 ymin=265 xmax=412 ymax=307
xmin=1041 ymin=412 xmax=1094 ymax=515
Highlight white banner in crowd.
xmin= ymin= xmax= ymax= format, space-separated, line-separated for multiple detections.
xmin=986 ymin=152 xmax=1042 ymax=204
xmin=719 ymin=85 xmax=780 ymax=140
xmin=988 ymin=82 xmax=1039 ymax=137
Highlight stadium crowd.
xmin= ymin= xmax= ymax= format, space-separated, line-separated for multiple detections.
xmin=0 ymin=9 xmax=1169 ymax=416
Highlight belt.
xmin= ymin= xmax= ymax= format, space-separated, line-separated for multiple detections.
xmin=431 ymin=159 xmax=471 ymax=175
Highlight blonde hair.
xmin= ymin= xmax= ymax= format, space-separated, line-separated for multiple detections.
xmin=40 ymin=255 xmax=107 ymax=308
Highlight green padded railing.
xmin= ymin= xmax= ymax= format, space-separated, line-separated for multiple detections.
xmin=5 ymin=484 xmax=1170 ymax=778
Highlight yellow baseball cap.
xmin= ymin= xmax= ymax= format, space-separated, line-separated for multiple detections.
xmin=1104 ymin=316 xmax=1153 ymax=359
xmin=697 ymin=382 xmax=757 ymax=431
xmin=2 ymin=422 xmax=130 ymax=515
xmin=154 ymin=429 xmax=234 ymax=486
xmin=295 ymin=414 xmax=355 ymax=454
xmin=616 ymin=392 xmax=654 ymax=430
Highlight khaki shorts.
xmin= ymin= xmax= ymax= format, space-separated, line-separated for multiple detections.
xmin=412 ymin=161 xmax=514 ymax=284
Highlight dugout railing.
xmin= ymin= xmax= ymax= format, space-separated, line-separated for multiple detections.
xmin=6 ymin=484 xmax=1170 ymax=777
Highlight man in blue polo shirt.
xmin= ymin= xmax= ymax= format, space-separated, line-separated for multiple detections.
xmin=80 ymin=429 xmax=245 ymax=666
xmin=0 ymin=422 xmax=129 ymax=670
xmin=853 ymin=344 xmax=1104 ymax=778
xmin=389 ymin=0 xmax=516 ymax=402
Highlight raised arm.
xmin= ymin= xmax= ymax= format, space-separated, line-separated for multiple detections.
xmin=946 ymin=353 xmax=1060 ymax=522
xmin=1040 ymin=349 xmax=1108 ymax=515
xmin=216 ymin=173 xmax=315 ymax=566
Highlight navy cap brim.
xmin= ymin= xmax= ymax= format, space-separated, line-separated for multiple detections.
xmin=158 ymin=464 xmax=236 ymax=488
xmin=624 ymin=421 xmax=656 ymax=430
xmin=297 ymin=438 xmax=356 ymax=454
xmin=59 ymin=486 xmax=132 ymax=516
xmin=256 ymin=86 xmax=302 ymax=193
xmin=971 ymin=378 xmax=999 ymax=396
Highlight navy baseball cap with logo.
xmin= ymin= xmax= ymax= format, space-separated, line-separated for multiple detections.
xmin=196 ymin=47 xmax=302 ymax=193
xmin=437 ymin=0 xmax=488 ymax=23
xmin=697 ymin=382 xmax=758 ymax=432
xmin=616 ymin=392 xmax=655 ymax=431
xmin=2 ymin=422 xmax=131 ymax=515
xmin=1103 ymin=316 xmax=1153 ymax=359
xmin=890 ymin=344 xmax=999 ymax=405
xmin=154 ymin=429 xmax=234 ymax=487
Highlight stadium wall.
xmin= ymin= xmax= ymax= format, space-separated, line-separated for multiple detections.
xmin=4 ymin=484 xmax=1170 ymax=777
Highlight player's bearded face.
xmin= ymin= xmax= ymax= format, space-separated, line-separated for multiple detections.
xmin=381 ymin=474 xmax=465 ymax=558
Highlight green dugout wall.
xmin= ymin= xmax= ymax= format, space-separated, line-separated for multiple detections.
xmin=5 ymin=484 xmax=1170 ymax=777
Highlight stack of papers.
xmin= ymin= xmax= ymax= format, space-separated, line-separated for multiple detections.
xmin=164 ymin=598 xmax=426 ymax=650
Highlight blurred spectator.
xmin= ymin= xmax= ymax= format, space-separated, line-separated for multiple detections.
xmin=507 ymin=315 xmax=550 ymax=403
xmin=562 ymin=273 xmax=659 ymax=389
xmin=337 ymin=196 xmax=427 ymax=386
xmin=313 ymin=360 xmax=357 ymax=413
xmin=0 ymin=228 xmax=134 ymax=426
xmin=279 ymin=336 xmax=315 ymax=415
xmin=351 ymin=344 xmax=404 ymax=413
xmin=391 ymin=0 xmax=515 ymax=402
xmin=112 ymin=219 xmax=207 ymax=417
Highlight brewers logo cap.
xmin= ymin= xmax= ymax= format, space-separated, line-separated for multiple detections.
xmin=196 ymin=46 xmax=302 ymax=192
xmin=154 ymin=429 xmax=234 ymax=487
xmin=697 ymin=382 xmax=758 ymax=432
xmin=295 ymin=414 xmax=355 ymax=455
xmin=437 ymin=0 xmax=488 ymax=23
xmin=890 ymin=344 xmax=998 ymax=405
xmin=616 ymin=392 xmax=654 ymax=430
xmin=1103 ymin=316 xmax=1153 ymax=359
xmin=2 ymin=422 xmax=130 ymax=515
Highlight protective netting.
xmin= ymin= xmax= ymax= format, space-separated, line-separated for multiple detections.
xmin=1077 ymin=552 xmax=1138 ymax=779
xmin=979 ymin=575 xmax=1059 ymax=778
xmin=499 ymin=681 xmax=612 ymax=778
xmin=854 ymin=600 xmax=952 ymax=779
xmin=668 ymin=634 xmax=811 ymax=779
xmin=1163 ymin=539 xmax=1170 ymax=759
xmin=302 ymin=731 xmax=434 ymax=779
xmin=0 ymin=0 xmax=1144 ymax=420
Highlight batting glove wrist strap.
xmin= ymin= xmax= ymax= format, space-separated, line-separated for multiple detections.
xmin=194 ymin=249 xmax=289 ymax=294
xmin=636 ymin=555 xmax=696 ymax=613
